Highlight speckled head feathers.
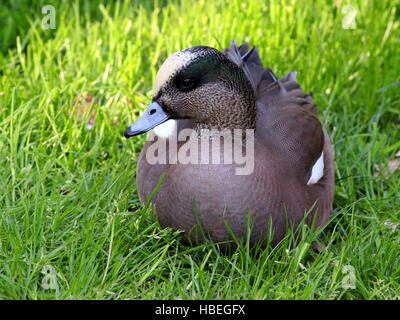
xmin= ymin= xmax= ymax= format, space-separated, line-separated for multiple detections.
xmin=152 ymin=46 xmax=256 ymax=130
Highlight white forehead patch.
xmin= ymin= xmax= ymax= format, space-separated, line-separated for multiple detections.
xmin=154 ymin=50 xmax=197 ymax=95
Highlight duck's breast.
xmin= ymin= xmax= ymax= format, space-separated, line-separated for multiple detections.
xmin=136 ymin=133 xmax=317 ymax=244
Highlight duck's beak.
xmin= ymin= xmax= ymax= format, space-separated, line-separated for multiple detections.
xmin=124 ymin=101 xmax=170 ymax=138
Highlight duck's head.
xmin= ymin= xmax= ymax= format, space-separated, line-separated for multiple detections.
xmin=124 ymin=46 xmax=256 ymax=138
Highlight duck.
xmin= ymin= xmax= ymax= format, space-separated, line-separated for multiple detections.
xmin=124 ymin=41 xmax=334 ymax=247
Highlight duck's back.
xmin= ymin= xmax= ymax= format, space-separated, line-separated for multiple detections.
xmin=225 ymin=40 xmax=334 ymax=232
xmin=254 ymin=72 xmax=335 ymax=236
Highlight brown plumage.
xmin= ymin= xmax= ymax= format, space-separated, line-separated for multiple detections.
xmin=124 ymin=41 xmax=334 ymax=247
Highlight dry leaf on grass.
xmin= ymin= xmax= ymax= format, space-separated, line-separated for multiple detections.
xmin=374 ymin=150 xmax=400 ymax=177
xmin=384 ymin=221 xmax=399 ymax=232
xmin=67 ymin=93 xmax=99 ymax=129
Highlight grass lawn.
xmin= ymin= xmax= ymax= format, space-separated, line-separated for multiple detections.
xmin=0 ymin=0 xmax=399 ymax=299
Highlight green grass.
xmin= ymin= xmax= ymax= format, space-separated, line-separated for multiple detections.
xmin=0 ymin=0 xmax=399 ymax=299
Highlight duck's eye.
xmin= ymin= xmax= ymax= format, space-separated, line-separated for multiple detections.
xmin=178 ymin=77 xmax=196 ymax=91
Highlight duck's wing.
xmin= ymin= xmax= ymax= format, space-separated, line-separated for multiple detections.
xmin=256 ymin=73 xmax=325 ymax=184
xmin=223 ymin=41 xmax=324 ymax=184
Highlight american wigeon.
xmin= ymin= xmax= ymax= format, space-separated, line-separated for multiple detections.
xmin=124 ymin=41 xmax=334 ymax=247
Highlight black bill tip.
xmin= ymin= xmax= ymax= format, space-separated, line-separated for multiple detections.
xmin=124 ymin=101 xmax=170 ymax=139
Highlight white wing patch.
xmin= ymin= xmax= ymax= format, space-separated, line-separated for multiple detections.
xmin=154 ymin=50 xmax=196 ymax=96
xmin=153 ymin=119 xmax=177 ymax=138
xmin=307 ymin=152 xmax=324 ymax=185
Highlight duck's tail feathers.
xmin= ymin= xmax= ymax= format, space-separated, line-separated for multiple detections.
xmin=223 ymin=41 xmax=317 ymax=113
xmin=223 ymin=40 xmax=265 ymax=91
xmin=223 ymin=40 xmax=285 ymax=91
